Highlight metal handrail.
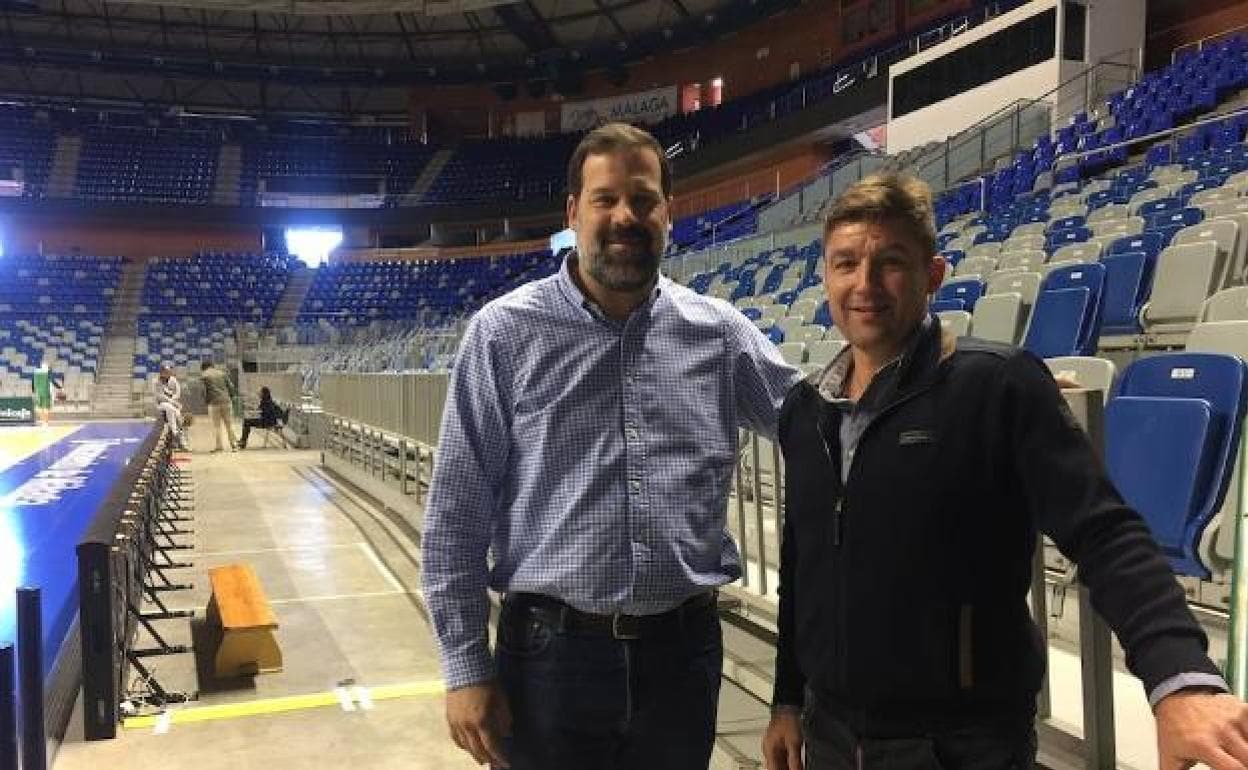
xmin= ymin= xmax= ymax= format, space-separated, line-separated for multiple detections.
xmin=1172 ymin=24 xmax=1248 ymax=64
xmin=1052 ymin=103 xmax=1248 ymax=171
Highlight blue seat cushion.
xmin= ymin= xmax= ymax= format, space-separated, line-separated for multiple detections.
xmin=1106 ymin=396 xmax=1212 ymax=553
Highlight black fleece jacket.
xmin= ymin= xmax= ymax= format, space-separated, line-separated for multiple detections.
xmin=773 ymin=318 xmax=1220 ymax=735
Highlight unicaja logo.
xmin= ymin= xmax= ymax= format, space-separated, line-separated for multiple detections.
xmin=0 ymin=407 xmax=32 ymax=420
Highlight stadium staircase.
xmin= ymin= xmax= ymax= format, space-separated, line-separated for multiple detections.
xmin=45 ymin=134 xmax=82 ymax=198
xmin=93 ymin=258 xmax=145 ymax=417
xmin=406 ymin=147 xmax=453 ymax=201
xmin=270 ymin=265 xmax=315 ymax=329
xmin=212 ymin=144 xmax=242 ymax=205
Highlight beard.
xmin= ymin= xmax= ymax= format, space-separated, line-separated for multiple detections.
xmin=579 ymin=226 xmax=666 ymax=292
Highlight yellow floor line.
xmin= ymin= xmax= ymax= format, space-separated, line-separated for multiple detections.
xmin=123 ymin=679 xmax=447 ymax=730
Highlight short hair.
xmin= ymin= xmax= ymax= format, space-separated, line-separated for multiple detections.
xmin=567 ymin=122 xmax=672 ymax=199
xmin=823 ymin=172 xmax=938 ymax=257
xmin=200 ymin=360 xmax=213 ymax=371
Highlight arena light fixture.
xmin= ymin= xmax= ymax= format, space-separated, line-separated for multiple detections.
xmin=286 ymin=226 xmax=343 ymax=268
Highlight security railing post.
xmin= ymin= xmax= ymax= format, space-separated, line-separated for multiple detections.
xmin=0 ymin=643 xmax=14 ymax=770
xmin=750 ymin=434 xmax=768 ymax=596
xmin=17 ymin=587 xmax=45 ymax=770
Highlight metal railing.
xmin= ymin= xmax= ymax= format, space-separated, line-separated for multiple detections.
xmin=315 ymin=367 xmax=1245 ymax=768
xmin=1172 ymin=24 xmax=1248 ymax=64
xmin=1052 ymin=102 xmax=1248 ymax=175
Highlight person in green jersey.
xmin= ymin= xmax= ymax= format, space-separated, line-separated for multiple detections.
xmin=32 ymin=362 xmax=52 ymax=426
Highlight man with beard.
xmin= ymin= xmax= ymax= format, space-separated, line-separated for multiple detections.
xmin=422 ymin=122 xmax=800 ymax=770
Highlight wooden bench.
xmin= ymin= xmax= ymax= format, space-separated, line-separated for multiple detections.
xmin=205 ymin=564 xmax=283 ymax=678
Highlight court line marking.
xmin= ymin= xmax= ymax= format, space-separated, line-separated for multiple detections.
xmin=195 ymin=542 xmax=367 ymax=558
xmin=166 ymin=589 xmax=410 ymax=615
xmin=266 ymin=590 xmax=409 ymax=606
xmin=356 ymin=541 xmax=405 ymax=592
xmin=123 ymin=679 xmax=447 ymax=730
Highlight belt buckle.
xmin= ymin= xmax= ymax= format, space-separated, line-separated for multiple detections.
xmin=611 ymin=612 xmax=641 ymax=640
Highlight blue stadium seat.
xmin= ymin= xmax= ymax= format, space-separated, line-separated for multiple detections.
xmin=1023 ymin=263 xmax=1106 ymax=357
xmin=1100 ymin=251 xmax=1154 ymax=335
xmin=936 ymin=279 xmax=986 ymax=312
xmin=929 ymin=299 xmax=966 ymax=313
xmin=1106 ymin=353 xmax=1248 ymax=577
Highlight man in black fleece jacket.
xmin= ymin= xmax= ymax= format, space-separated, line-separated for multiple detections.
xmin=762 ymin=173 xmax=1248 ymax=770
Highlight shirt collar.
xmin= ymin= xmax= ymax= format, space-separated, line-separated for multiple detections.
xmin=556 ymin=250 xmax=665 ymax=322
xmin=816 ymin=315 xmax=934 ymax=403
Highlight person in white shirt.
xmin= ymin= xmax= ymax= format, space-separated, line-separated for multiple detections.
xmin=153 ymin=365 xmax=189 ymax=450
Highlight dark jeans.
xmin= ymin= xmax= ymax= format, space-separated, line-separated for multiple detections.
xmin=803 ymin=696 xmax=1036 ymax=770
xmin=495 ymin=594 xmax=723 ymax=770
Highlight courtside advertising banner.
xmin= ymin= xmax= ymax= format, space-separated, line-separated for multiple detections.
xmin=0 ymin=397 xmax=35 ymax=425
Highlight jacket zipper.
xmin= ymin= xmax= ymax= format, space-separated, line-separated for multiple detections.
xmin=819 ymin=380 xmax=939 ymax=699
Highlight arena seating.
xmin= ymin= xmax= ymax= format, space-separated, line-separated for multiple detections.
xmin=296 ymin=250 xmax=557 ymax=330
xmin=75 ymin=125 xmax=219 ymax=204
xmin=239 ymin=133 xmax=437 ymax=205
xmin=0 ymin=255 xmax=118 ymax=402
xmin=425 ymin=137 xmax=576 ymax=205
xmin=140 ymin=252 xmax=293 ymax=324
xmin=0 ymin=106 xmax=56 ymax=199
xmin=1107 ymin=352 xmax=1247 ymax=578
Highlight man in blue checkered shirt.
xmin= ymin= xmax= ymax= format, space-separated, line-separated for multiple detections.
xmin=421 ymin=122 xmax=800 ymax=769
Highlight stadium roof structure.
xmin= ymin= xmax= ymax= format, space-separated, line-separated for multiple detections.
xmin=0 ymin=0 xmax=801 ymax=118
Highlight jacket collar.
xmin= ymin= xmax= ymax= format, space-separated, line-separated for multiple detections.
xmin=812 ymin=314 xmax=956 ymax=404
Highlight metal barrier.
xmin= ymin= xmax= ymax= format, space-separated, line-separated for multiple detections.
xmin=1230 ymin=429 xmax=1248 ymax=699
xmin=1 ymin=643 xmax=13 ymax=770
xmin=317 ymin=364 xmax=1244 ymax=769
xmin=78 ymin=423 xmax=194 ymax=740
xmin=241 ymin=373 xmax=303 ymax=406
xmin=16 ymin=588 xmax=44 ymax=770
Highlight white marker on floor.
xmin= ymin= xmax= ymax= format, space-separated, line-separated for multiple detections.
xmin=351 ymin=686 xmax=375 ymax=711
xmin=334 ymin=686 xmax=357 ymax=712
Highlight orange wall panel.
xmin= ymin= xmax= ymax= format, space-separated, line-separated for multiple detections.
xmin=1146 ymin=0 xmax=1248 ymax=69
xmin=6 ymin=220 xmax=262 ymax=259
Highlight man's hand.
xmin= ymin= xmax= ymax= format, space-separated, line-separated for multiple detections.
xmin=446 ymin=680 xmax=513 ymax=767
xmin=1156 ymin=690 xmax=1248 ymax=770
xmin=762 ymin=708 xmax=804 ymax=770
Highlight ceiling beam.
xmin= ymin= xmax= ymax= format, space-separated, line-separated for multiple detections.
xmin=392 ymin=12 xmax=418 ymax=62
xmin=588 ymin=0 xmax=626 ymax=38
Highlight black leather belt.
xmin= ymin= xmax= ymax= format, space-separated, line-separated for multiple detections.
xmin=503 ymin=591 xmax=717 ymax=640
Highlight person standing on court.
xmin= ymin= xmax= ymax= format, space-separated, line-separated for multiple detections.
xmin=762 ymin=172 xmax=1248 ymax=770
xmin=31 ymin=361 xmax=53 ymax=426
xmin=200 ymin=360 xmax=239 ymax=453
xmin=421 ymin=121 xmax=801 ymax=770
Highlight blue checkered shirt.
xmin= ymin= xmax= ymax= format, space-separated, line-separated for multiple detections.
xmin=421 ymin=255 xmax=801 ymax=689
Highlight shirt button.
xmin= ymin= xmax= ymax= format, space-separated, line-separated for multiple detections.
xmin=630 ymin=480 xmax=642 ymax=493
xmin=626 ymin=428 xmax=639 ymax=440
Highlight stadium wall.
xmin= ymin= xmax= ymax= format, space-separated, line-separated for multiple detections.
xmin=410 ymin=0 xmax=972 ymax=138
xmin=886 ymin=0 xmax=1063 ymax=154
xmin=1146 ymin=0 xmax=1248 ymax=69
xmin=2 ymin=219 xmax=261 ymax=258
xmin=671 ymin=141 xmax=834 ymax=219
